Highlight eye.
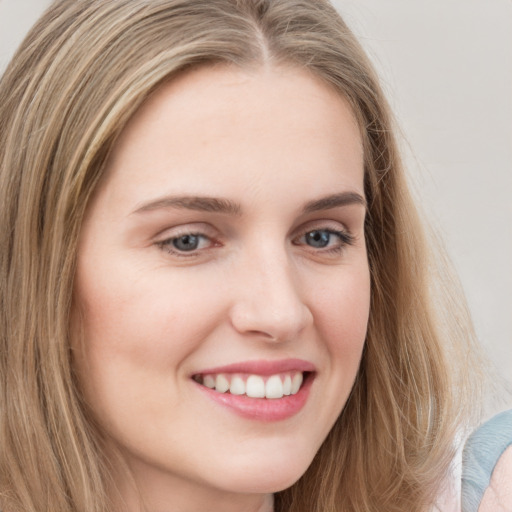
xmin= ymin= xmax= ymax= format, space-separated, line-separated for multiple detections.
xmin=157 ymin=231 xmax=216 ymax=256
xmin=171 ymin=234 xmax=205 ymax=252
xmin=294 ymin=228 xmax=354 ymax=253
xmin=304 ymin=230 xmax=334 ymax=248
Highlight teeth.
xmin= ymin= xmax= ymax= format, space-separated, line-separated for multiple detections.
xmin=230 ymin=376 xmax=245 ymax=395
xmin=197 ymin=371 xmax=306 ymax=399
xmin=203 ymin=375 xmax=216 ymax=389
xmin=246 ymin=375 xmax=265 ymax=398
xmin=283 ymin=374 xmax=292 ymax=396
xmin=265 ymin=375 xmax=284 ymax=399
xmin=215 ymin=374 xmax=230 ymax=393
xmin=291 ymin=373 xmax=303 ymax=394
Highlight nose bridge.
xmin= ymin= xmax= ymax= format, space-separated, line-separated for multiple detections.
xmin=229 ymin=241 xmax=312 ymax=341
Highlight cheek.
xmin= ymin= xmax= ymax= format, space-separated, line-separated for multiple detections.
xmin=73 ymin=262 xmax=223 ymax=356
xmin=70 ymin=264 xmax=223 ymax=408
xmin=310 ymin=264 xmax=370 ymax=372
xmin=70 ymin=266 xmax=231 ymax=446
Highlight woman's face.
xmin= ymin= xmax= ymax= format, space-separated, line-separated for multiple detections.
xmin=72 ymin=65 xmax=370 ymax=509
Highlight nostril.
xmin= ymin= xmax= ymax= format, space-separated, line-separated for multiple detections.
xmin=229 ymin=298 xmax=312 ymax=342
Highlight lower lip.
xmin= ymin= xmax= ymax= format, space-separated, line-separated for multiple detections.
xmin=195 ymin=374 xmax=314 ymax=422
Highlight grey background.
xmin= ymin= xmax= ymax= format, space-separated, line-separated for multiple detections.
xmin=1 ymin=0 xmax=511 ymax=411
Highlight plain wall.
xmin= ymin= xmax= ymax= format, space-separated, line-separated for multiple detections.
xmin=1 ymin=0 xmax=511 ymax=411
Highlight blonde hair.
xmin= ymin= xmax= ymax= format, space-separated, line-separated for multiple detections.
xmin=0 ymin=1 xmax=479 ymax=511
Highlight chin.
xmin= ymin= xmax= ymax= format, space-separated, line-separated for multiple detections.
xmin=220 ymin=470 xmax=305 ymax=495
xmin=212 ymin=444 xmax=316 ymax=494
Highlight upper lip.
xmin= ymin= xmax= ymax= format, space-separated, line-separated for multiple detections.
xmin=192 ymin=358 xmax=316 ymax=377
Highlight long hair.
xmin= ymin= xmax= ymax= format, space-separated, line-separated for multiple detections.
xmin=0 ymin=1 xmax=479 ymax=511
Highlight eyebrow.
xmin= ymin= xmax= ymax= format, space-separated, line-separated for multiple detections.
xmin=132 ymin=191 xmax=366 ymax=216
xmin=301 ymin=192 xmax=366 ymax=213
xmin=133 ymin=196 xmax=242 ymax=216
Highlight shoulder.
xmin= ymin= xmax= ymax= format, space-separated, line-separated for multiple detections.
xmin=461 ymin=409 xmax=512 ymax=512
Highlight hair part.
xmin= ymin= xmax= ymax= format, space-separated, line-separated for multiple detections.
xmin=0 ymin=1 xmax=480 ymax=511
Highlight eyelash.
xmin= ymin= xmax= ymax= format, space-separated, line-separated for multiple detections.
xmin=293 ymin=228 xmax=355 ymax=255
xmin=156 ymin=232 xmax=216 ymax=257
xmin=156 ymin=227 xmax=355 ymax=258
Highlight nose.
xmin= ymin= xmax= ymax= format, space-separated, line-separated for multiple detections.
xmin=229 ymin=247 xmax=313 ymax=343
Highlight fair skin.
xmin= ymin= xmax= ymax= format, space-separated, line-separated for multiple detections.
xmin=479 ymin=447 xmax=512 ymax=512
xmin=72 ymin=64 xmax=370 ymax=512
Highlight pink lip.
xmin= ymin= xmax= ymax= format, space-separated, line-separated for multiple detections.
xmin=192 ymin=358 xmax=316 ymax=422
xmin=193 ymin=358 xmax=316 ymax=377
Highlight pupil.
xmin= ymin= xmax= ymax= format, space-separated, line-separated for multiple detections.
xmin=307 ymin=230 xmax=330 ymax=248
xmin=173 ymin=234 xmax=199 ymax=251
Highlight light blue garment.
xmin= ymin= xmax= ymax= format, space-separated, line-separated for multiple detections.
xmin=461 ymin=409 xmax=512 ymax=512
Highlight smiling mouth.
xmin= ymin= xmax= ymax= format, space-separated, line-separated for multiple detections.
xmin=192 ymin=371 xmax=310 ymax=399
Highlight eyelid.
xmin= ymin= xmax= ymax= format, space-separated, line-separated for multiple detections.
xmin=292 ymin=218 xmax=352 ymax=238
xmin=153 ymin=219 xmax=357 ymax=260
xmin=293 ymin=228 xmax=354 ymax=246
xmin=291 ymin=220 xmax=356 ymax=253
xmin=154 ymin=223 xmax=222 ymax=258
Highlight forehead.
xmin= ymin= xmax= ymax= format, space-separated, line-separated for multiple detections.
xmin=93 ymin=64 xmax=364 ymax=215
xmin=115 ymin=63 xmax=359 ymax=148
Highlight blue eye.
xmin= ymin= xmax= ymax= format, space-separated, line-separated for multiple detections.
xmin=305 ymin=230 xmax=332 ymax=248
xmin=295 ymin=228 xmax=354 ymax=253
xmin=158 ymin=232 xmax=212 ymax=256
xmin=172 ymin=234 xmax=202 ymax=252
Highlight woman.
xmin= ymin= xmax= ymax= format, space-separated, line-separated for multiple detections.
xmin=0 ymin=1 xmax=479 ymax=511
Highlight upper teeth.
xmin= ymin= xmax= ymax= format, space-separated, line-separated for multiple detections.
xmin=197 ymin=372 xmax=304 ymax=399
